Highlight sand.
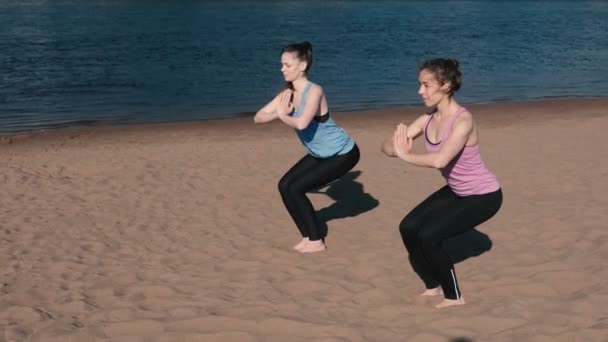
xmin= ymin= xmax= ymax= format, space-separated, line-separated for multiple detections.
xmin=1 ymin=98 xmax=607 ymax=341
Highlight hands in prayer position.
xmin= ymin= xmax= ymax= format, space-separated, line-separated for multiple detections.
xmin=393 ymin=123 xmax=413 ymax=159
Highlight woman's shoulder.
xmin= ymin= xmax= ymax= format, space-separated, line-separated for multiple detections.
xmin=452 ymin=109 xmax=475 ymax=133
xmin=456 ymin=108 xmax=474 ymax=123
xmin=307 ymin=81 xmax=324 ymax=94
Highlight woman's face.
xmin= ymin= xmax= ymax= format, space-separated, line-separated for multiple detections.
xmin=281 ymin=52 xmax=306 ymax=82
xmin=418 ymin=69 xmax=449 ymax=107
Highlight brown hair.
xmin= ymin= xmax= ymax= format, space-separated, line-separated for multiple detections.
xmin=419 ymin=58 xmax=462 ymax=96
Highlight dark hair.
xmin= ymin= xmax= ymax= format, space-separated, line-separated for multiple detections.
xmin=281 ymin=41 xmax=313 ymax=74
xmin=280 ymin=41 xmax=313 ymax=92
xmin=419 ymin=58 xmax=462 ymax=96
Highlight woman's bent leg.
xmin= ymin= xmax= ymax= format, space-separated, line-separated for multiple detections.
xmin=288 ymin=145 xmax=360 ymax=241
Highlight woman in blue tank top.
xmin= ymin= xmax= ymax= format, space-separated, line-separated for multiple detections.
xmin=254 ymin=41 xmax=359 ymax=253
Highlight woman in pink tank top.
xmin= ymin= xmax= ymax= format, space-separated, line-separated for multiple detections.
xmin=381 ymin=58 xmax=502 ymax=309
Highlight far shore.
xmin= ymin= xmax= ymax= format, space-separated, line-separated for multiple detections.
xmin=2 ymin=97 xmax=606 ymax=144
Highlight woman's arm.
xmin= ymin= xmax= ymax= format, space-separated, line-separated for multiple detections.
xmin=395 ymin=114 xmax=474 ymax=168
xmin=381 ymin=114 xmax=427 ymax=157
xmin=276 ymin=85 xmax=323 ymax=130
xmin=253 ymin=92 xmax=283 ymax=124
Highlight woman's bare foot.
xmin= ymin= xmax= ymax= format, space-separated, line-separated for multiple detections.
xmin=420 ymin=287 xmax=443 ymax=296
xmin=435 ymin=297 xmax=465 ymax=309
xmin=293 ymin=238 xmax=309 ymax=251
xmin=298 ymin=239 xmax=326 ymax=253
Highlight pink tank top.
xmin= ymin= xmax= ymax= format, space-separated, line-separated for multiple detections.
xmin=424 ymin=107 xmax=500 ymax=196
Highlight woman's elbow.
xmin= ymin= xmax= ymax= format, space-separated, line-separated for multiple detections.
xmin=381 ymin=142 xmax=395 ymax=157
xmin=253 ymin=111 xmax=269 ymax=124
xmin=295 ymin=121 xmax=309 ymax=130
xmin=433 ymin=158 xmax=449 ymax=169
xmin=381 ymin=150 xmax=395 ymax=158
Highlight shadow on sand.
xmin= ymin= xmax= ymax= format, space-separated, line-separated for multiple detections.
xmin=310 ymin=170 xmax=379 ymax=239
xmin=443 ymin=228 xmax=493 ymax=264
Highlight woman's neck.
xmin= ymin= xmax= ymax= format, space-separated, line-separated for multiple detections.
xmin=292 ymin=77 xmax=309 ymax=92
xmin=434 ymin=97 xmax=460 ymax=119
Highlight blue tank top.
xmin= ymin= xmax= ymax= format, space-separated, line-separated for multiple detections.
xmin=292 ymin=82 xmax=355 ymax=158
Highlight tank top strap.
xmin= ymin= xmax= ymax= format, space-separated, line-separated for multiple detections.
xmin=442 ymin=107 xmax=467 ymax=139
xmin=298 ymin=82 xmax=313 ymax=110
xmin=423 ymin=111 xmax=434 ymax=132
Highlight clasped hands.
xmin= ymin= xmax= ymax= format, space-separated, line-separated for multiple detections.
xmin=276 ymin=89 xmax=294 ymax=118
xmin=393 ymin=123 xmax=413 ymax=158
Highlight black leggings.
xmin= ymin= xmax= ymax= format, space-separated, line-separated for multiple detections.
xmin=399 ymin=185 xmax=502 ymax=299
xmin=278 ymin=145 xmax=360 ymax=241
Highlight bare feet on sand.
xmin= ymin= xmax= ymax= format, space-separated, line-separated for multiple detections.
xmin=435 ymin=297 xmax=465 ymax=309
xmin=298 ymin=239 xmax=326 ymax=253
xmin=420 ymin=287 xmax=443 ymax=296
xmin=293 ymin=237 xmax=310 ymax=251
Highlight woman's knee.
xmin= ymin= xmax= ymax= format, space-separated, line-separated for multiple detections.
xmin=278 ymin=175 xmax=291 ymax=195
xmin=279 ymin=177 xmax=309 ymax=198
xmin=399 ymin=218 xmax=418 ymax=240
xmin=417 ymin=230 xmax=441 ymax=250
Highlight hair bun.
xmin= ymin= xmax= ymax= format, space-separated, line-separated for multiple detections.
xmin=447 ymin=58 xmax=459 ymax=68
xmin=301 ymin=41 xmax=313 ymax=52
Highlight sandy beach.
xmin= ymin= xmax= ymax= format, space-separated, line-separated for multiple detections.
xmin=1 ymin=98 xmax=607 ymax=341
